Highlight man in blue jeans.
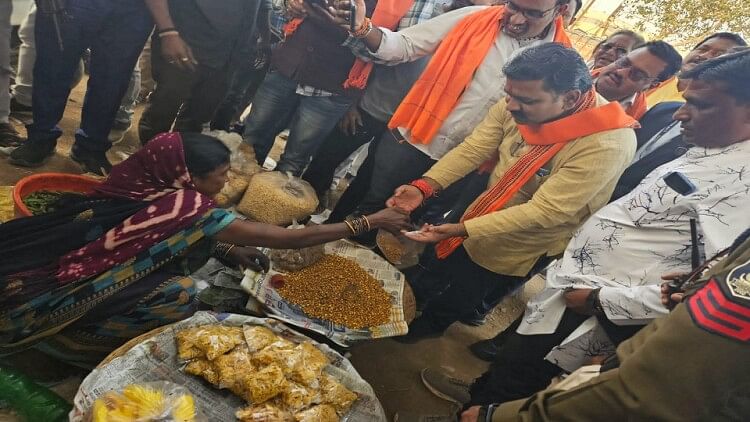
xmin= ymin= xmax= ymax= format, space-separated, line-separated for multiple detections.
xmin=9 ymin=0 xmax=152 ymax=175
xmin=241 ymin=0 xmax=377 ymax=176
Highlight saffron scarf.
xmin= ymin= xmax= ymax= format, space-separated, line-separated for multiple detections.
xmin=284 ymin=0 xmax=416 ymax=90
xmin=435 ymin=90 xmax=637 ymax=259
xmin=591 ymin=68 xmax=648 ymax=120
xmin=388 ymin=6 xmax=571 ymax=145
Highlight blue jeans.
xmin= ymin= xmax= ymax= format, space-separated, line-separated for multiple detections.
xmin=27 ymin=0 xmax=152 ymax=152
xmin=242 ymin=71 xmax=354 ymax=176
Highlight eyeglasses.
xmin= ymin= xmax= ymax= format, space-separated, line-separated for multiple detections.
xmin=598 ymin=43 xmax=629 ymax=58
xmin=505 ymin=0 xmax=557 ymax=20
xmin=611 ymin=57 xmax=658 ymax=83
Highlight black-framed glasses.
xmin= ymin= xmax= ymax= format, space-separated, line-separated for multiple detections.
xmin=611 ymin=57 xmax=658 ymax=83
xmin=505 ymin=0 xmax=557 ymax=19
xmin=599 ymin=43 xmax=629 ymax=58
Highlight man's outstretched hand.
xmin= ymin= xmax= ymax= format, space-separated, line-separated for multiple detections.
xmin=386 ymin=185 xmax=424 ymax=212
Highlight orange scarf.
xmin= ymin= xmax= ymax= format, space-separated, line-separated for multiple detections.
xmin=388 ymin=6 xmax=571 ymax=145
xmin=435 ymin=90 xmax=637 ymax=259
xmin=284 ymin=0 xmax=416 ymax=90
xmin=591 ymin=68 xmax=648 ymax=120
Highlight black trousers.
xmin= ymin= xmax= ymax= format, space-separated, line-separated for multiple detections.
xmin=468 ymin=310 xmax=590 ymax=407
xmin=138 ymin=37 xmax=230 ymax=144
xmin=329 ymin=131 xmax=436 ymax=223
xmin=468 ymin=311 xmax=646 ymax=407
xmin=413 ymin=246 xmax=531 ymax=332
xmin=302 ymin=108 xmax=387 ymax=198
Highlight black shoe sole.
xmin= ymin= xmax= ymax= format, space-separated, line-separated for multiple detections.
xmin=8 ymin=151 xmax=55 ymax=168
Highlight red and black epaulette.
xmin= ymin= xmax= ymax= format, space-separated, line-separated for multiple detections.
xmin=687 ymin=258 xmax=750 ymax=343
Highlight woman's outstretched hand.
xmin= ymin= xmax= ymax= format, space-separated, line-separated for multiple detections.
xmin=402 ymin=223 xmax=467 ymax=243
xmin=367 ymin=207 xmax=411 ymax=234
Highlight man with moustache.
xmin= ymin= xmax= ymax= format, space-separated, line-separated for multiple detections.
xmin=646 ymin=32 xmax=746 ymax=106
xmin=454 ymin=40 xmax=681 ymax=329
xmin=385 ymin=44 xmax=638 ymax=345
xmin=322 ymin=0 xmax=575 ymax=242
xmin=593 ymin=41 xmax=682 ymax=120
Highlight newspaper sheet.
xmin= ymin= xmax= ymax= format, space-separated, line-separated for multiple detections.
xmin=241 ymin=240 xmax=409 ymax=346
xmin=71 ymin=312 xmax=386 ymax=421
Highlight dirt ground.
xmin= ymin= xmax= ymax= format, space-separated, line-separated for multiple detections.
xmin=0 ymin=80 xmax=543 ymax=421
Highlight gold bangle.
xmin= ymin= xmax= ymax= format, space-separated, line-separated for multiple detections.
xmin=223 ymin=244 xmax=236 ymax=258
xmin=361 ymin=215 xmax=371 ymax=232
xmin=344 ymin=219 xmax=356 ymax=235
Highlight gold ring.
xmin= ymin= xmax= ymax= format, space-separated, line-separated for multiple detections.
xmin=180 ymin=57 xmax=189 ymax=62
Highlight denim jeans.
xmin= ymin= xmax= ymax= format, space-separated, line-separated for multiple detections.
xmin=114 ymin=65 xmax=141 ymax=128
xmin=242 ymin=71 xmax=354 ymax=176
xmin=27 ymin=0 xmax=152 ymax=152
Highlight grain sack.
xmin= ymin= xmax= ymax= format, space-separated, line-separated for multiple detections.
xmin=237 ymin=172 xmax=318 ymax=225
xmin=209 ymin=131 xmax=262 ymax=208
xmin=269 ymin=223 xmax=325 ymax=272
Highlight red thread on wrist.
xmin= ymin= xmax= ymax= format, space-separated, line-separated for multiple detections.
xmin=410 ymin=179 xmax=435 ymax=200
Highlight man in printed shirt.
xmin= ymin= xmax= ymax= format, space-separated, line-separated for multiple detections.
xmin=325 ymin=0 xmax=574 ymax=228
xmin=422 ymin=50 xmax=750 ymax=418
xmin=386 ymin=44 xmax=637 ymax=345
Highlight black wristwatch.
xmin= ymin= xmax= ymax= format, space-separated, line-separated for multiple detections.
xmin=477 ymin=404 xmax=500 ymax=422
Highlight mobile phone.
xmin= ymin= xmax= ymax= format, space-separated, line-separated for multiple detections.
xmin=349 ymin=0 xmax=357 ymax=31
xmin=663 ymin=171 xmax=697 ymax=196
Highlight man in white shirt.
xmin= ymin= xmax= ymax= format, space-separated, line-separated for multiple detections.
xmin=325 ymin=0 xmax=572 ymax=232
xmin=419 ymin=50 xmax=750 ymax=414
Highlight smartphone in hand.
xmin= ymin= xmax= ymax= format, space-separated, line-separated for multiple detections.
xmin=349 ymin=0 xmax=357 ymax=31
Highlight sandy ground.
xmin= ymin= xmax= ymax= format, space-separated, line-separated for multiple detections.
xmin=0 ymin=79 xmax=543 ymax=421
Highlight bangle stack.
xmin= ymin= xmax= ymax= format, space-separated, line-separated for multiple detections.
xmin=409 ymin=178 xmax=436 ymax=200
xmin=344 ymin=215 xmax=371 ymax=236
xmin=214 ymin=241 xmax=236 ymax=258
xmin=350 ymin=17 xmax=373 ymax=39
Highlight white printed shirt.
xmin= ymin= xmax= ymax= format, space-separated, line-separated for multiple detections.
xmin=517 ymin=139 xmax=750 ymax=371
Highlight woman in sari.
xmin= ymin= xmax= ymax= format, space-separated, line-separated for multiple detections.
xmin=0 ymin=132 xmax=409 ymax=368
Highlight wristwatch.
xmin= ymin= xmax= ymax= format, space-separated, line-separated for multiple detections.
xmin=477 ymin=404 xmax=500 ymax=422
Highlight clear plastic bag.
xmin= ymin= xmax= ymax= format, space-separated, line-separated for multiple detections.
xmin=88 ymin=382 xmax=203 ymax=422
xmin=209 ymin=131 xmax=261 ymax=208
xmin=268 ymin=222 xmax=325 ymax=272
xmin=376 ymin=229 xmax=423 ymax=269
xmin=237 ymin=172 xmax=319 ymax=226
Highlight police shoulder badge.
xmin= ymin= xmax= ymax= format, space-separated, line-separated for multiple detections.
xmin=687 ymin=258 xmax=750 ymax=343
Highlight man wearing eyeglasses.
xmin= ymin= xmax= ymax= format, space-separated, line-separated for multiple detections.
xmin=318 ymin=0 xmax=573 ymax=241
xmin=593 ymin=41 xmax=682 ymax=120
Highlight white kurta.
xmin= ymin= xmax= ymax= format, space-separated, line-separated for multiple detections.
xmin=373 ymin=6 xmax=556 ymax=160
xmin=517 ymin=139 xmax=750 ymax=371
